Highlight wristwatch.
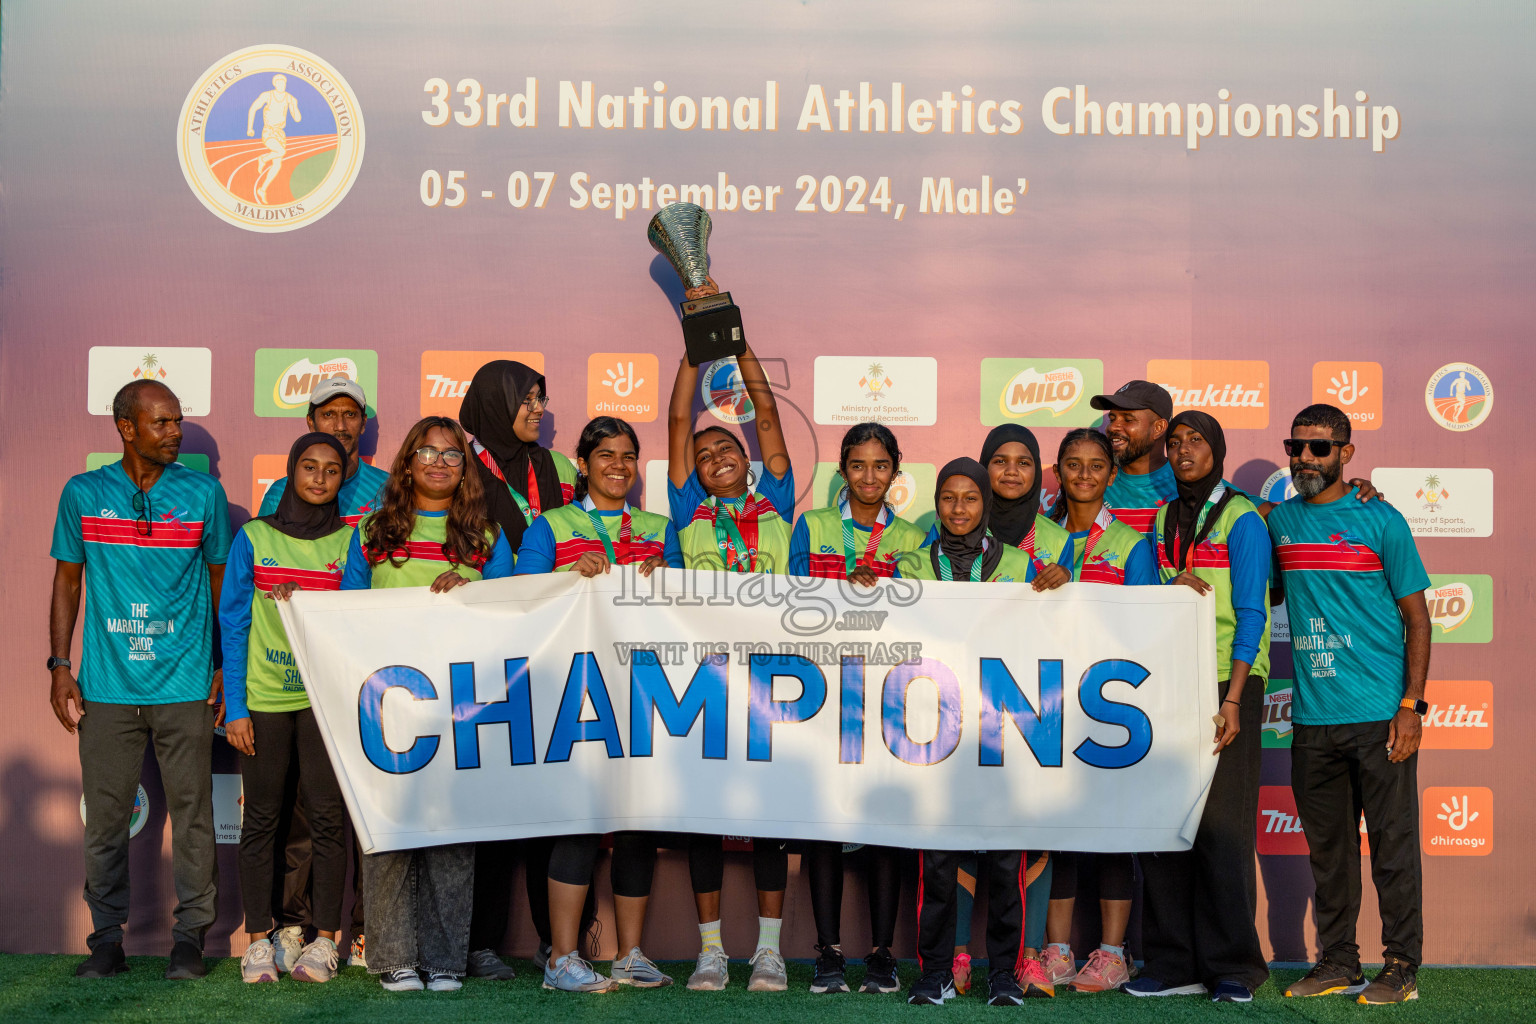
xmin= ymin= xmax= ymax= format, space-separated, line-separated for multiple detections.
xmin=47 ymin=656 xmax=72 ymax=671
xmin=1399 ymin=697 xmax=1428 ymax=716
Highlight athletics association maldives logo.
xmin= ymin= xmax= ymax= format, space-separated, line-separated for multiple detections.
xmin=1425 ymin=362 xmax=1493 ymax=432
xmin=177 ymin=45 xmax=365 ymax=232
xmin=701 ymin=356 xmax=755 ymax=424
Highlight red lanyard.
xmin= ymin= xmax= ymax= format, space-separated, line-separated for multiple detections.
xmin=473 ymin=442 xmax=543 ymax=519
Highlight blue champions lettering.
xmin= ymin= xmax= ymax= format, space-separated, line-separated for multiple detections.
xmin=747 ymin=654 xmax=826 ymax=762
xmin=978 ymin=658 xmax=1063 ymax=767
xmin=451 ymin=659 xmax=535 ymax=770
xmin=544 ymin=652 xmax=624 ymax=763
xmin=840 ymin=656 xmax=865 ymax=764
xmin=358 ymin=666 xmax=440 ymax=774
xmin=881 ymin=657 xmax=962 ymax=766
xmin=1074 ymin=659 xmax=1153 ymax=769
xmin=629 ymin=651 xmax=728 ymax=759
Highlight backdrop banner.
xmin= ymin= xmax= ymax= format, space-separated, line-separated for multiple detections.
xmin=279 ymin=570 xmax=1218 ymax=854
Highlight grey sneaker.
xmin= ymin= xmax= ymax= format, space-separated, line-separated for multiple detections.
xmin=425 ymin=971 xmax=462 ymax=992
xmin=289 ymin=937 xmax=339 ymax=983
xmin=240 ymin=939 xmax=278 ymax=984
xmin=748 ymin=947 xmax=788 ymax=992
xmin=270 ymin=925 xmax=305 ymax=974
xmin=611 ymin=946 xmax=673 ymax=988
xmin=466 ymin=948 xmax=515 ymax=980
xmin=688 ymin=948 xmax=730 ymax=991
xmin=543 ymin=952 xmax=617 ymax=993
xmin=533 ymin=942 xmax=553 ymax=971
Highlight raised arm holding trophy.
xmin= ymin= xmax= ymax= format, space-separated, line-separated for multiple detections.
xmin=648 ymin=202 xmax=747 ymax=366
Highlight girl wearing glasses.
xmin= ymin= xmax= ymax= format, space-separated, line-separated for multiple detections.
xmin=786 ymin=421 xmax=924 ymax=998
xmin=1129 ymin=411 xmax=1271 ymax=1003
xmin=1035 ymin=428 xmax=1155 ymax=996
xmin=221 ymin=433 xmax=354 ymax=986
xmin=513 ymin=416 xmax=681 ymax=993
xmin=664 ymin=343 xmax=794 ymax=993
xmin=340 ymin=416 xmax=513 ymax=993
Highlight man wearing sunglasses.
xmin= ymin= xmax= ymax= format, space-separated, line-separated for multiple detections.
xmin=1265 ymin=404 xmax=1431 ymax=1006
xmin=49 ymin=380 xmax=233 ymax=980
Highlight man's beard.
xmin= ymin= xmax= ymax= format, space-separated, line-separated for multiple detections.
xmin=1292 ymin=460 xmax=1341 ymax=498
xmin=1114 ymin=433 xmax=1154 ymax=468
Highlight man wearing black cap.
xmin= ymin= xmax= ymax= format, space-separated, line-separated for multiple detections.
xmin=1089 ymin=381 xmax=1178 ymax=539
xmin=259 ymin=378 xmax=387 ymax=527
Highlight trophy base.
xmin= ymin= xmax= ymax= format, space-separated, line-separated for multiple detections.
xmin=680 ymin=292 xmax=746 ymax=366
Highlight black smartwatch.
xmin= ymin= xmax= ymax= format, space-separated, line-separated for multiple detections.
xmin=47 ymin=656 xmax=72 ymax=671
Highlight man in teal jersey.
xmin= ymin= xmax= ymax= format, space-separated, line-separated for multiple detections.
xmin=1267 ymin=404 xmax=1431 ymax=1006
xmin=1089 ymin=380 xmax=1178 ymax=537
xmin=259 ymin=377 xmax=387 ymax=526
xmin=49 ymin=381 xmax=233 ymax=980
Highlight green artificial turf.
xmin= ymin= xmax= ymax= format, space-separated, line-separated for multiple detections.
xmin=0 ymin=955 xmax=1529 ymax=1024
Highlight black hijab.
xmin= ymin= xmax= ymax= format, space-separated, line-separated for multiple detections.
xmin=979 ymin=424 xmax=1042 ymax=548
xmin=1163 ymin=411 xmax=1237 ymax=571
xmin=930 ymin=458 xmax=1005 ymax=581
xmin=458 ymin=360 xmax=564 ymax=550
xmin=259 ymin=432 xmax=349 ymax=541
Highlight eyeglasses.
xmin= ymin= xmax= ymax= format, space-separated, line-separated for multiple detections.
xmin=1283 ymin=438 xmax=1346 ymax=458
xmin=131 ymin=489 xmax=152 ymax=536
xmin=414 ymin=447 xmax=465 ymax=467
xmin=523 ymin=393 xmax=550 ymax=410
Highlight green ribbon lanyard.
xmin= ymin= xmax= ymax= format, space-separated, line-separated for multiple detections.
xmin=937 ymin=536 xmax=988 ymax=582
xmin=581 ymin=497 xmax=627 ymax=563
xmin=713 ymin=494 xmax=753 ymax=572
xmin=840 ymin=498 xmax=888 ymax=577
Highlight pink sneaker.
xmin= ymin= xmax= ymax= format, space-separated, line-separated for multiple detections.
xmin=1040 ymin=945 xmax=1076 ymax=985
xmin=1015 ymin=955 xmax=1055 ymax=998
xmin=1070 ymin=948 xmax=1130 ymax=993
xmin=952 ymin=952 xmax=972 ymax=995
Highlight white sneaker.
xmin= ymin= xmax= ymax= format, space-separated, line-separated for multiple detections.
xmin=688 ymin=948 xmax=730 ymax=991
xmin=425 ymin=972 xmax=462 ymax=992
xmin=380 ymin=967 xmax=424 ymax=992
xmin=611 ymin=946 xmax=673 ymax=988
xmin=271 ymin=925 xmax=305 ymax=974
xmin=748 ymin=947 xmax=788 ymax=992
xmin=240 ymin=939 xmax=278 ymax=983
xmin=290 ymin=937 xmax=339 ymax=983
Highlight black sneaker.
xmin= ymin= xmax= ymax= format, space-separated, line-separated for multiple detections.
xmin=1283 ymin=954 xmax=1366 ymax=998
xmin=907 ymin=968 xmax=956 ymax=1005
xmin=164 ymin=940 xmax=207 ymax=980
xmin=1358 ymin=958 xmax=1419 ymax=1004
xmin=810 ymin=944 xmax=849 ymax=994
xmin=466 ymin=948 xmax=516 ymax=980
xmin=861 ymin=947 xmax=900 ymax=994
xmin=987 ymin=968 xmax=1024 ymax=1006
xmin=76 ymin=942 xmax=127 ymax=978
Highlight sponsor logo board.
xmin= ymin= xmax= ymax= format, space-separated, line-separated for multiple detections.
xmin=87 ymin=347 xmax=213 ymax=416
xmin=1422 ymin=680 xmax=1493 ymax=750
xmin=979 ymin=358 xmax=1103 ymax=427
xmin=1147 ymin=359 xmax=1269 ymax=428
xmin=1312 ymin=361 xmax=1382 ymax=430
xmin=586 ymin=353 xmax=659 ymax=421
xmin=1424 ymin=574 xmax=1493 ymax=644
xmin=1371 ymin=468 xmax=1492 ymax=537
xmin=1423 ymin=787 xmax=1492 ymax=856
xmin=254 ymin=349 xmax=377 ymax=417
xmin=815 ymin=356 xmax=938 ymax=425
xmin=420 ymin=351 xmax=545 ymax=417
xmin=1424 ymin=362 xmax=1492 ymax=432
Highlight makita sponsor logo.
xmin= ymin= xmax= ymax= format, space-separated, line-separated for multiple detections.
xmin=426 ymin=373 xmax=470 ymax=400
xmin=1156 ymin=382 xmax=1265 ymax=409
xmin=1261 ymin=809 xmax=1305 ymax=835
xmin=1425 ymin=704 xmax=1488 ymax=729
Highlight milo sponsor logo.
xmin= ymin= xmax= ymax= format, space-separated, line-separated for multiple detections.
xmin=1261 ymin=679 xmax=1293 ymax=748
xmin=254 ymin=348 xmax=377 ymax=417
xmin=979 ymin=358 xmax=1102 ymax=426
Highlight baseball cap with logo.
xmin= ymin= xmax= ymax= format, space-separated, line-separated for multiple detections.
xmin=1090 ymin=380 xmax=1173 ymax=421
xmin=308 ymin=377 xmax=368 ymax=416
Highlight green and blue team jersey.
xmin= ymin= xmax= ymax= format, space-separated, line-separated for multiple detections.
xmin=1267 ymin=487 xmax=1431 ymax=725
xmin=51 ymin=461 xmax=233 ymax=705
xmin=260 ymin=460 xmax=389 ymax=527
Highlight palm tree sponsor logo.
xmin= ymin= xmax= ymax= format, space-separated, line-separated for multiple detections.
xmin=1417 ymin=474 xmax=1447 ymax=512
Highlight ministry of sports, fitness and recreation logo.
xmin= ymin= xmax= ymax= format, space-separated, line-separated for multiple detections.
xmin=701 ymin=356 xmax=756 ymax=424
xmin=1425 ymin=362 xmax=1492 ymax=432
xmin=177 ymin=45 xmax=365 ymax=232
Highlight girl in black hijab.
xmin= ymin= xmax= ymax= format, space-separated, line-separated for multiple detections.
xmin=979 ymin=425 xmax=1043 ymax=548
xmin=922 ymin=458 xmax=1006 ymax=581
xmin=1160 ymin=411 xmax=1237 ymax=572
xmin=458 ymin=360 xmax=575 ymax=553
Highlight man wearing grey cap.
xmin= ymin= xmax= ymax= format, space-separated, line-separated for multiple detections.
xmin=1089 ymin=380 xmax=1179 ymax=539
xmin=259 ymin=378 xmax=388 ymax=527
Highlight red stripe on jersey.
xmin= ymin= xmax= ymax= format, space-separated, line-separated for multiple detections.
xmin=342 ymin=514 xmax=367 ymax=527
xmin=252 ymin=566 xmax=343 ymax=592
xmin=80 ymin=516 xmax=205 ymax=549
xmin=1276 ymin=542 xmax=1383 ymax=573
xmin=1079 ymin=560 xmax=1127 ymax=585
xmin=1108 ymin=506 xmax=1159 ymax=533
xmin=805 ymin=552 xmax=902 ymax=579
xmin=378 ymin=541 xmax=489 ymax=570
xmin=560 ymin=481 xmax=575 ymax=503
xmin=553 ymin=537 xmax=665 ymax=568
xmin=1157 ymin=542 xmax=1232 ymax=571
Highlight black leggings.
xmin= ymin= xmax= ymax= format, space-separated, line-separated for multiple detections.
xmin=688 ymin=835 xmax=789 ymax=894
xmin=238 ymin=709 xmax=347 ymax=933
xmin=1049 ymin=852 xmax=1135 ymax=902
xmin=548 ymin=832 xmax=658 ymax=898
xmin=805 ymin=842 xmax=901 ymax=949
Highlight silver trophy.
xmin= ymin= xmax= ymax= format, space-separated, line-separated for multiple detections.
xmin=648 ymin=202 xmax=746 ymax=365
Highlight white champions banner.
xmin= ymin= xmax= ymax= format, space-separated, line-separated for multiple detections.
xmin=280 ymin=570 xmax=1219 ymax=854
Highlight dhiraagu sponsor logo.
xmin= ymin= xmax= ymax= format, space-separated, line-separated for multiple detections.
xmin=980 ymin=358 xmax=1103 ymax=426
xmin=1424 ymin=574 xmax=1493 ymax=643
xmin=254 ymin=349 xmax=377 ymax=417
xmin=810 ymin=461 xmax=936 ymax=533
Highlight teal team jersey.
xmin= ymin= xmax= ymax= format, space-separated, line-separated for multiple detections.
xmin=51 ymin=461 xmax=233 ymax=705
xmin=1103 ymin=460 xmax=1178 ymax=538
xmin=1267 ymin=488 xmax=1431 ymax=725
